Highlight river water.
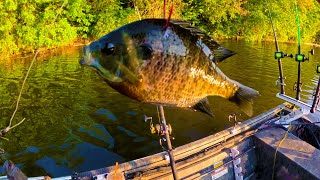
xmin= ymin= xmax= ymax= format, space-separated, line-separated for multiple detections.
xmin=0 ymin=41 xmax=319 ymax=177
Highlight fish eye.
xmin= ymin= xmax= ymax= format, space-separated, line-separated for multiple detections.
xmin=101 ymin=43 xmax=115 ymax=55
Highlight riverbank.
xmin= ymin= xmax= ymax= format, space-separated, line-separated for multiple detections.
xmin=0 ymin=39 xmax=91 ymax=60
xmin=1 ymin=0 xmax=319 ymax=61
xmin=2 ymin=37 xmax=319 ymax=60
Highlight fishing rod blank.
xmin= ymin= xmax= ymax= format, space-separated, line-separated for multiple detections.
xmin=311 ymin=65 xmax=320 ymax=113
xmin=294 ymin=2 xmax=314 ymax=100
xmin=266 ymin=0 xmax=293 ymax=94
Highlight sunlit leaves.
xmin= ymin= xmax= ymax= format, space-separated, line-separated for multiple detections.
xmin=182 ymin=0 xmax=320 ymax=43
xmin=4 ymin=0 xmax=17 ymax=11
xmin=0 ymin=0 xmax=319 ymax=57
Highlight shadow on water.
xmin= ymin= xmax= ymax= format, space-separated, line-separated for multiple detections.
xmin=0 ymin=40 xmax=319 ymax=177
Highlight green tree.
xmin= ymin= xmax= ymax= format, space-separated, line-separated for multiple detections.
xmin=0 ymin=0 xmax=320 ymax=57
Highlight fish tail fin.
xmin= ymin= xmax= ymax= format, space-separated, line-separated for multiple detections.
xmin=229 ymin=82 xmax=260 ymax=117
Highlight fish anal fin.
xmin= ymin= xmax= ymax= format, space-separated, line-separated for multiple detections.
xmin=191 ymin=98 xmax=214 ymax=117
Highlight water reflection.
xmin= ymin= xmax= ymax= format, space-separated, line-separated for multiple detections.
xmin=95 ymin=109 xmax=117 ymax=121
xmin=0 ymin=41 xmax=319 ymax=177
xmin=78 ymin=125 xmax=115 ymax=148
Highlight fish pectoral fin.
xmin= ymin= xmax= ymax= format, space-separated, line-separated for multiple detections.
xmin=229 ymin=82 xmax=260 ymax=117
xmin=190 ymin=98 xmax=214 ymax=117
xmin=115 ymin=61 xmax=140 ymax=84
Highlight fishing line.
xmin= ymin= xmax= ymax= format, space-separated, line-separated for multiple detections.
xmin=133 ymin=0 xmax=141 ymax=20
xmin=303 ymin=125 xmax=320 ymax=148
xmin=272 ymin=123 xmax=291 ymax=180
xmin=266 ymin=1 xmax=279 ymax=52
xmin=7 ymin=51 xmax=38 ymax=128
xmin=166 ymin=4 xmax=174 ymax=27
xmin=163 ymin=0 xmax=166 ymax=19
xmin=295 ymin=0 xmax=301 ymax=49
xmin=164 ymin=0 xmax=174 ymax=27
xmin=2 ymin=0 xmax=67 ymax=138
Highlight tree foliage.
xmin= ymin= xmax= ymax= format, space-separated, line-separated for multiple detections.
xmin=0 ymin=0 xmax=320 ymax=57
xmin=183 ymin=0 xmax=320 ymax=42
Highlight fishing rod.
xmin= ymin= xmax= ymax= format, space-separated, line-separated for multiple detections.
xmin=158 ymin=2 xmax=179 ymax=176
xmin=293 ymin=1 xmax=314 ymax=100
xmin=141 ymin=2 xmax=179 ymax=180
xmin=266 ymin=0 xmax=293 ymax=95
xmin=310 ymin=66 xmax=320 ymax=113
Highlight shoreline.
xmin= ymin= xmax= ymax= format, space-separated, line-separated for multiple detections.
xmin=219 ymin=36 xmax=320 ymax=47
xmin=2 ymin=38 xmax=319 ymax=60
xmin=0 ymin=39 xmax=93 ymax=60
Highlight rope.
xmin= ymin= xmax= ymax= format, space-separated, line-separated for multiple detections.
xmin=271 ymin=123 xmax=291 ymax=180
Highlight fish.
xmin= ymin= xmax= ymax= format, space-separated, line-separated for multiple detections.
xmin=80 ymin=19 xmax=259 ymax=116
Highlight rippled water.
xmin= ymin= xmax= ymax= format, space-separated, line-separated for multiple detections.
xmin=0 ymin=41 xmax=319 ymax=177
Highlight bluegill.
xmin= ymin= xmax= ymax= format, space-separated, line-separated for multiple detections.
xmin=80 ymin=19 xmax=259 ymax=116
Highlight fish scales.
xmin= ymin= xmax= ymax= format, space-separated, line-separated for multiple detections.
xmin=136 ymin=25 xmax=235 ymax=106
xmin=80 ymin=19 xmax=259 ymax=116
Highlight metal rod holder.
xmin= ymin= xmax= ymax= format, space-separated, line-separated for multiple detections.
xmin=158 ymin=105 xmax=179 ymax=180
xmin=278 ymin=59 xmax=285 ymax=94
xmin=296 ymin=60 xmax=302 ymax=100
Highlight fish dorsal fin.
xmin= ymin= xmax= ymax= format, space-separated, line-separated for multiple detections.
xmin=191 ymin=98 xmax=214 ymax=117
xmin=170 ymin=20 xmax=236 ymax=63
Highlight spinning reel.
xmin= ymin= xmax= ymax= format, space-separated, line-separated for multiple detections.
xmin=144 ymin=115 xmax=173 ymax=136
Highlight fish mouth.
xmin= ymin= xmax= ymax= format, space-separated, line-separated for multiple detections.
xmin=80 ymin=57 xmax=104 ymax=77
xmin=79 ymin=50 xmax=105 ymax=76
xmin=79 ymin=45 xmax=95 ymax=66
xmin=79 ymin=57 xmax=95 ymax=67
